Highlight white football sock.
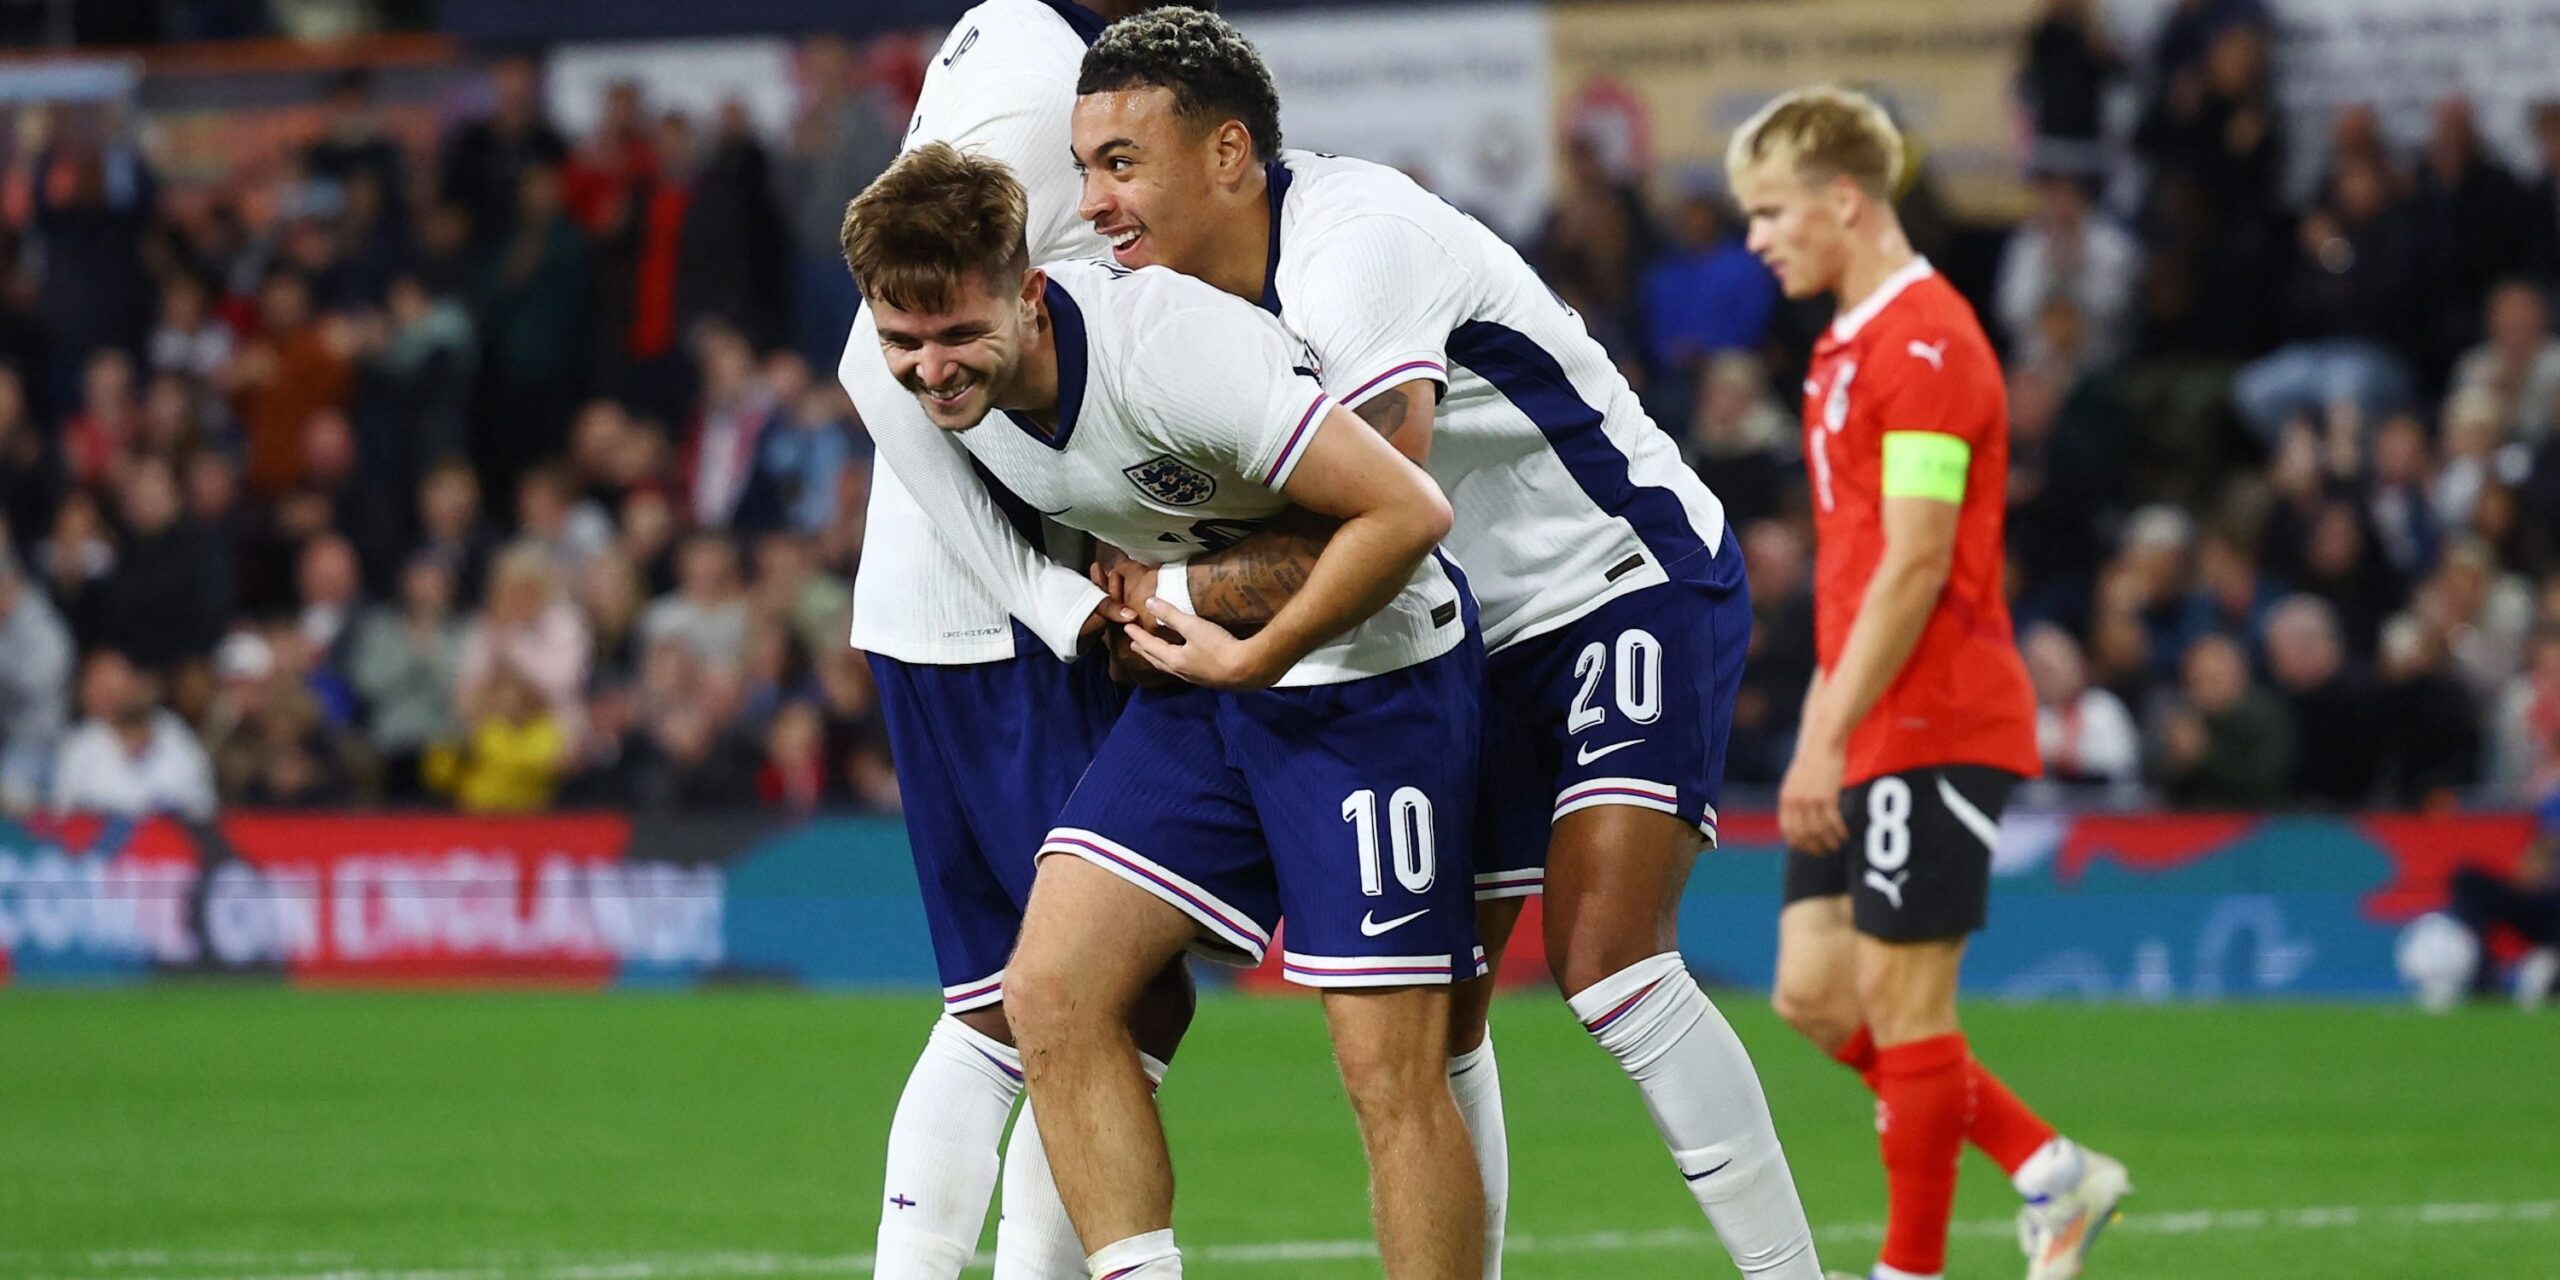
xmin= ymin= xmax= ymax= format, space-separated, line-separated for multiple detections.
xmin=1872 ymin=1265 xmax=1941 ymax=1280
xmin=1085 ymin=1228 xmax=1181 ymax=1278
xmin=1448 ymin=1031 xmax=1509 ymax=1279
xmin=1568 ymin=953 xmax=1820 ymax=1279
xmin=875 ymin=1017 xmax=1023 ymax=1279
xmin=2012 ymin=1135 xmax=2086 ymax=1203
xmin=996 ymin=1054 xmax=1171 ymax=1279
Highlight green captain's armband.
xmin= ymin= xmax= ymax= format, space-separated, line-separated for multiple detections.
xmin=1880 ymin=431 xmax=1970 ymax=503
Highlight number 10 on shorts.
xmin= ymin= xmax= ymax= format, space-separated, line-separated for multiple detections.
xmin=1343 ymin=787 xmax=1437 ymax=895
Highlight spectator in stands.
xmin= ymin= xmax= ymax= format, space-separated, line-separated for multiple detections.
xmin=2493 ymin=627 xmax=2560 ymax=793
xmin=457 ymin=543 xmax=591 ymax=740
xmin=597 ymin=110 xmax=695 ymax=420
xmin=2263 ymin=594 xmax=2379 ymax=806
xmin=51 ymin=649 xmax=216 ymax=820
xmin=2135 ymin=20 xmax=2283 ymax=357
xmin=1680 ymin=353 xmax=1798 ymax=526
xmin=750 ymin=359 xmax=861 ymax=536
xmin=228 ymin=270 xmax=352 ymax=499
xmin=627 ymin=636 xmax=758 ymax=811
xmin=475 ymin=162 xmax=594 ymax=499
xmin=295 ymin=532 xmax=366 ymax=675
xmin=413 ymin=459 xmax=496 ymax=605
xmin=426 ymin=664 xmax=570 ymax=814
xmin=206 ymin=629 xmax=362 ymax=808
xmin=575 ymin=549 xmax=650 ymax=687
xmin=681 ymin=99 xmax=790 ymax=358
xmin=34 ymin=489 xmax=116 ymax=639
xmin=63 ymin=347 xmax=140 ymax=491
xmin=618 ymin=485 xmax=682 ymax=594
xmin=2436 ymin=387 xmax=2510 ymax=536
xmin=2008 ymin=297 xmax=2131 ymax=629
xmin=2294 ymin=496 xmax=2402 ymax=657
xmin=350 ymin=554 xmax=464 ymax=802
xmin=2419 ymin=537 xmax=2534 ymax=705
xmin=441 ymin=53 xmax=569 ymax=254
xmin=2232 ymin=156 xmax=2417 ymax=443
xmin=2319 ymin=104 xmax=2403 ymax=201
xmin=2446 ymin=280 xmax=2560 ymax=443
xmin=2412 ymin=97 xmax=2540 ymax=375
xmin=0 ymin=550 xmax=73 ymax=812
xmin=2092 ymin=503 xmax=2196 ymax=689
xmin=642 ymin=531 xmax=750 ymax=672
xmin=2173 ymin=529 xmax=2281 ymax=670
xmin=1727 ymin=520 xmax=1815 ymax=786
xmin=1536 ymin=135 xmax=1652 ymax=364
xmin=93 ymin=456 xmax=229 ymax=673
xmin=147 ymin=273 xmax=234 ymax=384
xmin=1996 ymin=174 xmax=2140 ymax=366
xmin=751 ymin=532 xmax=852 ymax=664
xmin=0 ymin=366 xmax=64 ymax=545
xmin=303 ymin=71 xmax=408 ymax=234
xmin=781 ymin=35 xmax=902 ymax=368
xmin=2145 ymin=0 xmax=2269 ymax=91
xmin=2152 ymin=631 xmax=2294 ymax=809
xmin=680 ymin=321 xmax=774 ymax=529
xmin=516 ymin=461 xmax=615 ymax=578
xmin=2024 ymin=622 xmax=2141 ymax=791
xmin=2018 ymin=0 xmax=2123 ymax=179
xmin=1639 ymin=193 xmax=1776 ymax=380
xmin=2365 ymin=414 xmax=2443 ymax=581
xmin=758 ymin=699 xmax=829 ymax=816
xmin=812 ymin=643 xmax=898 ymax=811
xmin=23 ymin=113 xmax=158 ymax=397
xmin=2375 ymin=611 xmax=2484 ymax=806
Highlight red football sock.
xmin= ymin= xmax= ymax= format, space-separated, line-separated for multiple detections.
xmin=1874 ymin=1033 xmax=1970 ymax=1277
xmin=1966 ymin=1055 xmax=2059 ymax=1177
xmin=1830 ymin=1025 xmax=1882 ymax=1090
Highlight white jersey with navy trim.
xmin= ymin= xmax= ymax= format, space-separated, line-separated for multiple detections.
xmin=1264 ymin=150 xmax=1729 ymax=653
xmin=846 ymin=0 xmax=1114 ymax=666
xmin=948 ymin=259 xmax=1464 ymax=688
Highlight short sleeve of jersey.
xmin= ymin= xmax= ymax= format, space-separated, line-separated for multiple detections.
xmin=1866 ymin=321 xmax=2001 ymax=448
xmin=1133 ymin=300 xmax=1335 ymax=492
xmin=1287 ymin=213 xmax=1469 ymax=408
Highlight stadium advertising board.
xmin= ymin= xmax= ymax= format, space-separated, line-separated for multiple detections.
xmin=1235 ymin=4 xmax=1554 ymax=243
xmin=1548 ymin=0 xmax=2040 ymax=219
xmin=0 ymin=811 xmax=2528 ymax=999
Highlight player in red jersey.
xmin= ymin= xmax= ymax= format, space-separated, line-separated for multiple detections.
xmin=1729 ymin=87 xmax=2130 ymax=1280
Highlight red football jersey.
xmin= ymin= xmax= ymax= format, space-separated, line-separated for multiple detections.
xmin=1801 ymin=260 xmax=2039 ymax=785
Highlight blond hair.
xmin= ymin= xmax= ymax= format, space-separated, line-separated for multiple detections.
xmin=1725 ymin=85 xmax=1905 ymax=199
xmin=839 ymin=142 xmax=1031 ymax=313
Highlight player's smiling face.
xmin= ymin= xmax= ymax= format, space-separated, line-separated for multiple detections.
xmin=871 ymin=270 xmax=1041 ymax=432
xmin=1073 ymin=87 xmax=1230 ymax=275
xmin=1734 ymin=159 xmax=1849 ymax=301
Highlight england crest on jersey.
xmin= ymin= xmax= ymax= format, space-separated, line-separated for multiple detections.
xmin=1124 ymin=453 xmax=1218 ymax=507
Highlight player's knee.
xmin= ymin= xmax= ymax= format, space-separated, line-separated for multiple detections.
xmin=997 ymin=954 xmax=1085 ymax=1055
xmin=1544 ymin=928 xmax=1661 ymax=1001
xmin=1333 ymin=1036 xmax=1442 ymax=1123
xmin=1770 ymin=984 xmax=1855 ymax=1052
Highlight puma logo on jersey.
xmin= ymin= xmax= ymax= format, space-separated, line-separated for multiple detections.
xmin=1907 ymin=339 xmax=1947 ymax=370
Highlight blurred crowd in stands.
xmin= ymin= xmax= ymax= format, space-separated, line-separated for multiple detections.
xmin=8 ymin=0 xmax=2560 ymax=818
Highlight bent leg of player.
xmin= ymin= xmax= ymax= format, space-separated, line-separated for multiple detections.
xmin=1445 ymin=898 xmax=1521 ymax=1280
xmin=995 ymin=960 xmax=1192 ymax=1280
xmin=867 ymin=643 xmax=1122 ymax=1278
xmin=1826 ymin=767 xmax=2129 ymax=1280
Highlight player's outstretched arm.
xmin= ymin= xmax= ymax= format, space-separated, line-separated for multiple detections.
xmin=1780 ymin=493 xmax=1958 ymax=853
xmin=1127 ymin=407 xmax=1451 ymax=689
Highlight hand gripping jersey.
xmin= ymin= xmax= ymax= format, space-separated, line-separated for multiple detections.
xmin=1801 ymin=258 xmax=2039 ymax=785
xmin=1261 ymin=151 xmax=1731 ymax=653
xmin=846 ymin=0 xmax=1114 ymax=665
xmin=954 ymin=259 xmax=1465 ymax=687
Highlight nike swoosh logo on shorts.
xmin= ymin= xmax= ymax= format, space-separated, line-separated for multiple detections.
xmin=1359 ymin=908 xmax=1430 ymax=937
xmin=1575 ymin=738 xmax=1644 ymax=765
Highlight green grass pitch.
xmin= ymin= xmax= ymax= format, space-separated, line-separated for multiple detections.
xmin=2 ymin=989 xmax=2554 ymax=1278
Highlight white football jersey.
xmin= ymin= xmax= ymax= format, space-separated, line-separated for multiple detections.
xmin=1265 ymin=150 xmax=1730 ymax=653
xmin=948 ymin=259 xmax=1465 ymax=687
xmin=847 ymin=0 xmax=1114 ymax=665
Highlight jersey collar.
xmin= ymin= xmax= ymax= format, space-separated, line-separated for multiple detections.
xmin=1828 ymin=255 xmax=1933 ymax=345
xmin=1003 ymin=277 xmax=1089 ymax=451
xmin=1257 ymin=159 xmax=1293 ymax=317
xmin=1038 ymin=0 xmax=1110 ymax=46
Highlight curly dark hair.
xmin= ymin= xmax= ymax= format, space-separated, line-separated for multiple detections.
xmin=1078 ymin=6 xmax=1281 ymax=163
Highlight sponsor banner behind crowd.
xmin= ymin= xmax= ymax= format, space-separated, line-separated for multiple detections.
xmin=1548 ymin=0 xmax=2040 ymax=220
xmin=0 ymin=811 xmax=2529 ymax=999
xmin=1236 ymin=3 xmax=1554 ymax=244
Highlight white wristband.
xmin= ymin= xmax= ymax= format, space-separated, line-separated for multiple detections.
xmin=1154 ymin=559 xmax=1194 ymax=616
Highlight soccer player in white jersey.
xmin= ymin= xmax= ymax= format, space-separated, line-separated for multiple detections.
xmin=843 ymin=142 xmax=1489 ymax=1279
xmin=840 ymin=3 xmax=1207 ymax=1276
xmin=1061 ymin=11 xmax=1822 ymax=1276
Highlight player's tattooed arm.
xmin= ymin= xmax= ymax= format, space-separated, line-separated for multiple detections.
xmin=1186 ymin=508 xmax=1332 ymax=633
xmin=1354 ymin=380 xmax=1439 ymax=468
xmin=1356 ymin=386 xmax=1413 ymax=440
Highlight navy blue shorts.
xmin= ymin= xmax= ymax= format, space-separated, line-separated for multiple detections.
xmin=870 ymin=627 xmax=1126 ymax=1014
xmin=1042 ymin=643 xmax=1485 ymax=989
xmin=1475 ymin=539 xmax=1750 ymax=896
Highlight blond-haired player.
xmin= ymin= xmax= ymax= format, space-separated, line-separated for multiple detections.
xmin=1728 ymin=86 xmax=2131 ymax=1280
